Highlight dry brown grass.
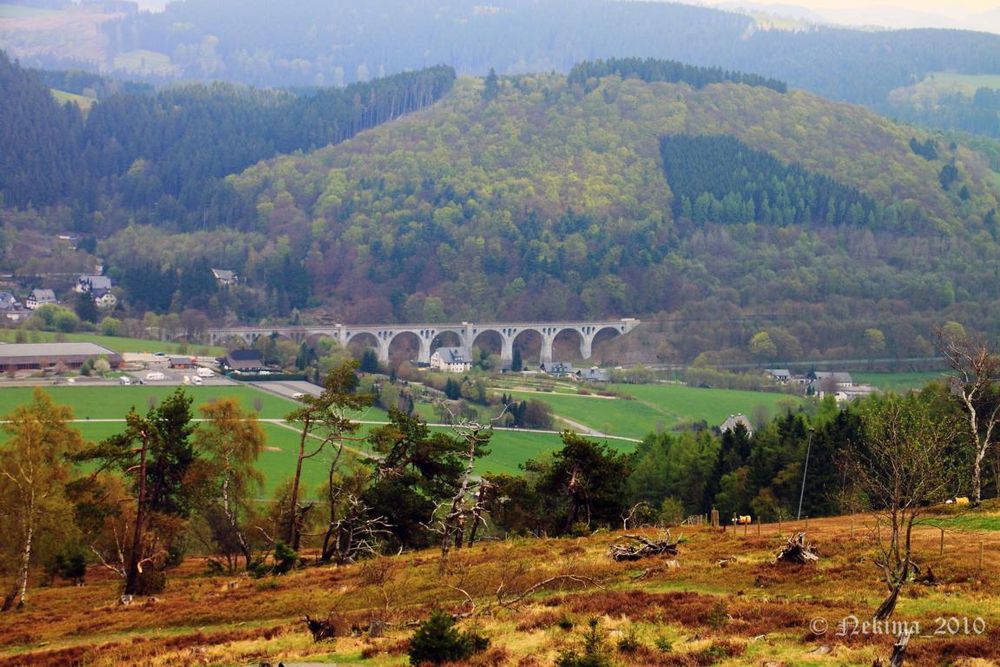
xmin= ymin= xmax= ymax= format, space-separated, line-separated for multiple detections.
xmin=0 ymin=514 xmax=998 ymax=665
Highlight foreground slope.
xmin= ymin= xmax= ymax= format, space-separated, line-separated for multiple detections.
xmin=212 ymin=74 xmax=1000 ymax=360
xmin=1 ymin=512 xmax=998 ymax=665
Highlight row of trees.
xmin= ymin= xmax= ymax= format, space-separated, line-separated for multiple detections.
xmin=568 ymin=57 xmax=786 ymax=93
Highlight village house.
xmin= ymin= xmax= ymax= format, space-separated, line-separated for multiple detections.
xmin=25 ymin=288 xmax=56 ymax=310
xmin=719 ymin=413 xmax=753 ymax=436
xmin=764 ymin=368 xmax=792 ymax=383
xmin=430 ymin=347 xmax=473 ymax=373
xmin=0 ymin=291 xmax=18 ymax=311
xmin=75 ymin=275 xmax=112 ymax=294
xmin=93 ymin=289 xmax=117 ymax=309
xmin=211 ymin=269 xmax=238 ymax=287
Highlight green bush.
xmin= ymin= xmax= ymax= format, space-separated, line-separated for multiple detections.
xmin=251 ymin=541 xmax=300 ymax=578
xmin=408 ymin=610 xmax=488 ymax=665
xmin=47 ymin=546 xmax=87 ymax=585
xmin=556 ymin=618 xmax=612 ymax=667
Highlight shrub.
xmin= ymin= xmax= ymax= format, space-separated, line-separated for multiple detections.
xmin=654 ymin=635 xmax=673 ymax=653
xmin=251 ymin=541 xmax=300 ymax=578
xmin=556 ymin=618 xmax=612 ymax=667
xmin=135 ymin=568 xmax=166 ymax=595
xmin=616 ymin=624 xmax=642 ymax=654
xmin=408 ymin=610 xmax=488 ymax=665
xmin=47 ymin=546 xmax=87 ymax=585
xmin=706 ymin=600 xmax=729 ymax=630
xmin=659 ymin=497 xmax=685 ymax=526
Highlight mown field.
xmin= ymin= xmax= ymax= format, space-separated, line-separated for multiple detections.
xmin=503 ymin=382 xmax=799 ymax=440
xmin=1 ymin=509 xmax=998 ymax=666
xmin=0 ymin=329 xmax=223 ymax=355
xmin=0 ymin=385 xmax=633 ymax=490
xmin=852 ymin=371 xmax=945 ymax=393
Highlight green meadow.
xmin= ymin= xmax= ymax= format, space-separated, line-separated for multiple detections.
xmin=0 ymin=385 xmax=298 ymax=420
xmin=0 ymin=329 xmax=224 ymax=355
xmin=504 ymin=382 xmax=800 ymax=439
xmin=852 ymin=371 xmax=945 ymax=393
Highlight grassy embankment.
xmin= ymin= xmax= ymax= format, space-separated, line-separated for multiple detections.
xmin=1 ymin=507 xmax=998 ymax=666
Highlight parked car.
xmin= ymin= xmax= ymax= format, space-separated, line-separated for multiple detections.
xmin=196 ymin=367 xmax=215 ymax=378
xmin=119 ymin=376 xmax=132 ymax=385
xmin=145 ymin=371 xmax=165 ymax=381
xmin=192 ymin=375 xmax=203 ymax=385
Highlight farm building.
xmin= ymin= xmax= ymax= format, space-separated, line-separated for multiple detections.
xmin=218 ymin=349 xmax=264 ymax=372
xmin=169 ymin=356 xmax=196 ymax=369
xmin=0 ymin=342 xmax=122 ymax=371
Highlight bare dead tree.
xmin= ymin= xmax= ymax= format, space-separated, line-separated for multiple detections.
xmin=321 ymin=492 xmax=392 ymax=564
xmin=850 ymin=393 xmax=960 ymax=620
xmin=284 ymin=361 xmax=372 ymax=551
xmin=940 ymin=331 xmax=1000 ymax=506
xmin=432 ymin=404 xmax=506 ymax=575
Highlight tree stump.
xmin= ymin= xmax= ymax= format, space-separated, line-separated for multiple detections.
xmin=774 ymin=532 xmax=819 ymax=564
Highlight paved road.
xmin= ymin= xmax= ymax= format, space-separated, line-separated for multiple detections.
xmin=249 ymin=380 xmax=322 ymax=400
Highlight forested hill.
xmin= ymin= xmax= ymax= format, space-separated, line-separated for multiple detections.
xmin=92 ymin=71 xmax=1000 ymax=362
xmin=0 ymin=52 xmax=455 ymax=216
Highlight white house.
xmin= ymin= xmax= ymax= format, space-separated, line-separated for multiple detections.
xmin=25 ymin=289 xmax=56 ymax=310
xmin=75 ymin=275 xmax=112 ymax=294
xmin=211 ymin=268 xmax=238 ymax=287
xmin=430 ymin=347 xmax=473 ymax=373
xmin=719 ymin=413 xmax=753 ymax=436
xmin=93 ymin=289 xmax=117 ymax=309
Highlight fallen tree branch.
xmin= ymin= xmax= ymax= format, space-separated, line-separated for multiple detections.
xmin=609 ymin=532 xmax=681 ymax=562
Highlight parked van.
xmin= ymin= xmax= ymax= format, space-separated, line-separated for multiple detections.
xmin=145 ymin=371 xmax=165 ymax=381
xmin=196 ymin=367 xmax=215 ymax=378
xmin=119 ymin=376 xmax=132 ymax=386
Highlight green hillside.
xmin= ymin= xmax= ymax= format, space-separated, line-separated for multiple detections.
xmin=213 ymin=73 xmax=1000 ymax=362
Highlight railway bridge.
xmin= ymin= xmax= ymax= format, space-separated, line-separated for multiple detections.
xmin=206 ymin=318 xmax=640 ymax=366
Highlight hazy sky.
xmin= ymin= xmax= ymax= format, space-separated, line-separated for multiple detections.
xmin=702 ymin=0 xmax=1000 ymax=33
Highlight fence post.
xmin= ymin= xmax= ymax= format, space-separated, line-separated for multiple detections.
xmin=980 ymin=542 xmax=985 ymax=570
xmin=757 ymin=518 xmax=761 ymax=537
xmin=939 ymin=528 xmax=945 ymax=557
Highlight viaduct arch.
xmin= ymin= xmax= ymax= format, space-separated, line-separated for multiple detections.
xmin=206 ymin=319 xmax=640 ymax=367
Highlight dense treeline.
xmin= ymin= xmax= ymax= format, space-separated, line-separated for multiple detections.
xmin=0 ymin=52 xmax=83 ymax=208
xmin=32 ymin=68 xmax=152 ymax=99
xmin=661 ymin=135 xmax=887 ymax=227
xmin=568 ymin=57 xmax=786 ymax=93
xmin=0 ymin=53 xmax=454 ymax=226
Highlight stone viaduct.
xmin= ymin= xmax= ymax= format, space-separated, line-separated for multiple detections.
xmin=206 ymin=318 xmax=640 ymax=366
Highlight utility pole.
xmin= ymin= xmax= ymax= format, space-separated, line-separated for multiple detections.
xmin=797 ymin=427 xmax=815 ymax=521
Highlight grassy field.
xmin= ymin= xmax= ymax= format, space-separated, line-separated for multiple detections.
xmin=0 ymin=385 xmax=299 ymax=420
xmin=0 ymin=329 xmax=224 ymax=355
xmin=1 ymin=511 xmax=997 ymax=666
xmin=504 ymin=383 xmax=799 ymax=440
xmin=890 ymin=71 xmax=1000 ymax=108
xmin=0 ymin=385 xmax=629 ymax=491
xmin=50 ymin=88 xmax=96 ymax=111
xmin=112 ymin=49 xmax=174 ymax=75
xmin=0 ymin=3 xmax=58 ymax=17
xmin=852 ymin=371 xmax=944 ymax=393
